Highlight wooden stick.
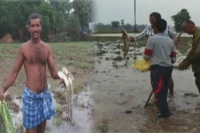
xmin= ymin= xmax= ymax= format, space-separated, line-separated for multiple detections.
xmin=144 ymin=90 xmax=154 ymax=108
xmin=177 ymin=31 xmax=183 ymax=39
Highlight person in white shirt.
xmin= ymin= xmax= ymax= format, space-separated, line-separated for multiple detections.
xmin=129 ymin=12 xmax=179 ymax=96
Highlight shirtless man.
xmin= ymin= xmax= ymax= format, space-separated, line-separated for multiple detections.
xmin=0 ymin=13 xmax=60 ymax=133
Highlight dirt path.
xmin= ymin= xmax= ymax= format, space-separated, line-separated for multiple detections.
xmin=92 ymin=41 xmax=200 ymax=133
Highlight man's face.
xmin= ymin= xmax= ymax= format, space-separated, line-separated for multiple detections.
xmin=149 ymin=16 xmax=156 ymax=25
xmin=28 ymin=18 xmax=42 ymax=39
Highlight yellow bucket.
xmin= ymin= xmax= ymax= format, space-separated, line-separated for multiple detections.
xmin=133 ymin=58 xmax=151 ymax=72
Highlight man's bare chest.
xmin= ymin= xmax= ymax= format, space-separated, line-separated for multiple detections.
xmin=24 ymin=46 xmax=48 ymax=64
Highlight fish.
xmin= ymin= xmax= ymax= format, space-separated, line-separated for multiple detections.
xmin=122 ymin=29 xmax=130 ymax=59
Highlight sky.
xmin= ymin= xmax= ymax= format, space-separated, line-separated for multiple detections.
xmin=94 ymin=0 xmax=200 ymax=26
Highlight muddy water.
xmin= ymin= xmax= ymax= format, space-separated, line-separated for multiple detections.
xmin=9 ymin=84 xmax=94 ymax=133
xmin=46 ymin=84 xmax=94 ymax=133
xmin=92 ymin=42 xmax=200 ymax=133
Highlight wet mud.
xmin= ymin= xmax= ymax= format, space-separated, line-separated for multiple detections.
xmin=92 ymin=39 xmax=200 ymax=133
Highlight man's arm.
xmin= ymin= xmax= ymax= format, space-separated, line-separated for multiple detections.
xmin=177 ymin=37 xmax=200 ymax=70
xmin=1 ymin=45 xmax=24 ymax=92
xmin=168 ymin=25 xmax=177 ymax=38
xmin=47 ymin=45 xmax=60 ymax=79
xmin=170 ymin=42 xmax=177 ymax=63
xmin=143 ymin=37 xmax=153 ymax=60
xmin=130 ymin=26 xmax=149 ymax=42
xmin=168 ymin=25 xmax=180 ymax=46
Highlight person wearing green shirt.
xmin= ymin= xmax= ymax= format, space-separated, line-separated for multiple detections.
xmin=178 ymin=20 xmax=200 ymax=93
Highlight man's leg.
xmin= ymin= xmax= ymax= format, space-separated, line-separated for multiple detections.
xmin=157 ymin=67 xmax=172 ymax=119
xmin=36 ymin=121 xmax=46 ymax=133
xmin=195 ymin=79 xmax=200 ymax=94
xmin=194 ymin=72 xmax=200 ymax=94
xmin=168 ymin=77 xmax=174 ymax=96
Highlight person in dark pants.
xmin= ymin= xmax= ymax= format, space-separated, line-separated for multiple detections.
xmin=143 ymin=18 xmax=177 ymax=122
xmin=129 ymin=12 xmax=179 ymax=96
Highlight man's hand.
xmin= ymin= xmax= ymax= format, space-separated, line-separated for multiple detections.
xmin=60 ymin=79 xmax=65 ymax=86
xmin=173 ymin=37 xmax=180 ymax=46
xmin=0 ymin=88 xmax=5 ymax=100
xmin=129 ymin=36 xmax=135 ymax=42
xmin=177 ymin=60 xmax=190 ymax=71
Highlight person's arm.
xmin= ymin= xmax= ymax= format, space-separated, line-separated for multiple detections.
xmin=177 ymin=37 xmax=200 ymax=70
xmin=130 ymin=26 xmax=149 ymax=42
xmin=170 ymin=42 xmax=177 ymax=64
xmin=47 ymin=44 xmax=60 ymax=79
xmin=177 ymin=47 xmax=193 ymax=70
xmin=168 ymin=25 xmax=180 ymax=46
xmin=143 ymin=37 xmax=153 ymax=60
xmin=168 ymin=25 xmax=176 ymax=38
xmin=1 ymin=45 xmax=24 ymax=93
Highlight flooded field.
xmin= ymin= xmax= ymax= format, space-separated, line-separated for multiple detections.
xmin=91 ymin=38 xmax=200 ymax=133
xmin=1 ymin=39 xmax=200 ymax=133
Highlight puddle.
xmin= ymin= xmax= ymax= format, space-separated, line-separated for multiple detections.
xmin=7 ymin=84 xmax=94 ymax=133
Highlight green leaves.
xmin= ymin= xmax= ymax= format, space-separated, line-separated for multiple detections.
xmin=171 ymin=9 xmax=191 ymax=31
xmin=0 ymin=0 xmax=94 ymax=41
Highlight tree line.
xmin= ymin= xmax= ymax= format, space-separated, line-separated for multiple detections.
xmin=95 ymin=9 xmax=191 ymax=33
xmin=0 ymin=0 xmax=95 ymax=42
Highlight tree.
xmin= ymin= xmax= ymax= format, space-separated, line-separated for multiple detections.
xmin=171 ymin=9 xmax=191 ymax=31
xmin=66 ymin=14 xmax=81 ymax=41
xmin=0 ymin=0 xmax=55 ymax=41
xmin=0 ymin=0 xmax=94 ymax=42
xmin=111 ymin=21 xmax=120 ymax=28
xmin=72 ymin=0 xmax=94 ymax=30
xmin=49 ymin=0 xmax=71 ymax=33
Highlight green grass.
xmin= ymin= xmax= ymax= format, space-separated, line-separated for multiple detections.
xmin=0 ymin=43 xmax=20 ymax=58
xmin=95 ymin=117 xmax=109 ymax=133
xmin=0 ymin=42 xmax=95 ymax=68
xmin=49 ymin=42 xmax=95 ymax=67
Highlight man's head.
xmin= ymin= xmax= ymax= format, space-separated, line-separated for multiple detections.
xmin=27 ymin=13 xmax=42 ymax=39
xmin=182 ymin=20 xmax=196 ymax=35
xmin=149 ymin=12 xmax=161 ymax=25
xmin=152 ymin=19 xmax=167 ymax=34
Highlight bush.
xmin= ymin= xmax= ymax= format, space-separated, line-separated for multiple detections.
xmin=54 ymin=32 xmax=71 ymax=42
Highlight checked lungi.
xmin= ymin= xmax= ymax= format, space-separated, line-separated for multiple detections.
xmin=22 ymin=86 xmax=56 ymax=129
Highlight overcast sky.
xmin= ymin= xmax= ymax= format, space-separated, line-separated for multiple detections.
xmin=94 ymin=0 xmax=200 ymax=26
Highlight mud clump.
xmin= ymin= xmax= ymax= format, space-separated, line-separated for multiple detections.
xmin=53 ymin=90 xmax=67 ymax=105
xmin=5 ymin=94 xmax=20 ymax=113
xmin=113 ymin=56 xmax=123 ymax=61
xmin=96 ymin=50 xmax=107 ymax=56
xmin=184 ymin=93 xmax=198 ymax=97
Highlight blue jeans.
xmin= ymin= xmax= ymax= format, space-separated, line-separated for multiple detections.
xmin=150 ymin=65 xmax=172 ymax=118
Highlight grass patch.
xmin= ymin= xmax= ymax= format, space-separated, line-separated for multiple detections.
xmin=49 ymin=42 xmax=95 ymax=67
xmin=95 ymin=117 xmax=109 ymax=133
xmin=15 ymin=124 xmax=25 ymax=133
xmin=53 ymin=106 xmax=63 ymax=126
